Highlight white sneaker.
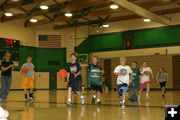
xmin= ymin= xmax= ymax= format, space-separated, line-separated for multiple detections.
xmin=121 ymin=100 xmax=125 ymax=108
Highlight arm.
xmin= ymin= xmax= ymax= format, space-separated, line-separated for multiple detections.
xmin=150 ymin=69 xmax=154 ymax=79
xmin=129 ymin=73 xmax=133 ymax=83
xmin=1 ymin=64 xmax=13 ymax=71
xmin=80 ymin=63 xmax=89 ymax=67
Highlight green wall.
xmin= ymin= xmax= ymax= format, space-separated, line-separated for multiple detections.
xmin=15 ymin=46 xmax=67 ymax=72
xmin=76 ymin=25 xmax=180 ymax=53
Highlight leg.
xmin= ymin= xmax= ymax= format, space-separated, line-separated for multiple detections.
xmin=0 ymin=76 xmax=6 ymax=100
xmin=67 ymin=87 xmax=72 ymax=107
xmin=96 ymin=86 xmax=102 ymax=105
xmin=4 ymin=76 xmax=12 ymax=101
xmin=91 ymin=89 xmax=96 ymax=104
xmin=68 ymin=87 xmax=72 ymax=103
xmin=75 ymin=91 xmax=85 ymax=105
xmin=146 ymin=83 xmax=150 ymax=99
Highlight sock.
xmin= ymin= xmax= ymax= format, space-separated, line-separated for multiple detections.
xmin=25 ymin=94 xmax=27 ymax=99
xmin=122 ymin=99 xmax=125 ymax=103
xmin=97 ymin=98 xmax=100 ymax=102
xmin=68 ymin=98 xmax=71 ymax=102
xmin=93 ymin=95 xmax=96 ymax=98
xmin=80 ymin=95 xmax=84 ymax=99
xmin=146 ymin=93 xmax=149 ymax=97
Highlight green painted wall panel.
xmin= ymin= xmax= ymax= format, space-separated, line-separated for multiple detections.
xmin=89 ymin=33 xmax=124 ymax=52
xmin=133 ymin=27 xmax=180 ymax=48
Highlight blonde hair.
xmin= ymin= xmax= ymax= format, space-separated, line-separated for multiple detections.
xmin=120 ymin=57 xmax=126 ymax=61
xmin=26 ymin=56 xmax=32 ymax=60
xmin=3 ymin=53 xmax=11 ymax=61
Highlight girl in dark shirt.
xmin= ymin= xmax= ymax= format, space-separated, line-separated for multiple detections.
xmin=0 ymin=53 xmax=14 ymax=102
xmin=67 ymin=53 xmax=85 ymax=107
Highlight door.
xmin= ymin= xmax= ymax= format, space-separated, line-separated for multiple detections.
xmin=49 ymin=72 xmax=57 ymax=90
xmin=173 ymin=55 xmax=180 ymax=89
xmin=104 ymin=59 xmax=111 ymax=89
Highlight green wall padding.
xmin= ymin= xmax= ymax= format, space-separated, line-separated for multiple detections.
xmin=133 ymin=27 xmax=180 ymax=48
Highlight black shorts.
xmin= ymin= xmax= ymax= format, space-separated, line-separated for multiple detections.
xmin=90 ymin=84 xmax=103 ymax=93
xmin=159 ymin=81 xmax=166 ymax=88
xmin=67 ymin=79 xmax=81 ymax=91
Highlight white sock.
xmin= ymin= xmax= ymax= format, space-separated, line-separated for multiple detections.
xmin=122 ymin=100 xmax=125 ymax=103
xmin=68 ymin=98 xmax=71 ymax=102
xmin=146 ymin=93 xmax=149 ymax=97
xmin=97 ymin=98 xmax=100 ymax=102
xmin=81 ymin=95 xmax=84 ymax=99
xmin=93 ymin=95 xmax=96 ymax=98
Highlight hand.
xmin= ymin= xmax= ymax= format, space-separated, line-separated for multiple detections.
xmin=118 ymin=72 xmax=122 ymax=76
xmin=74 ymin=74 xmax=77 ymax=78
xmin=129 ymin=79 xmax=132 ymax=84
xmin=9 ymin=64 xmax=14 ymax=68
xmin=97 ymin=68 xmax=101 ymax=72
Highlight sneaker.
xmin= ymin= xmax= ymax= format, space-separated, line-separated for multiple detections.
xmin=97 ymin=101 xmax=102 ymax=106
xmin=121 ymin=101 xmax=125 ymax=108
xmin=92 ymin=97 xmax=96 ymax=104
xmin=67 ymin=102 xmax=72 ymax=107
xmin=81 ymin=96 xmax=85 ymax=105
xmin=29 ymin=97 xmax=34 ymax=103
xmin=120 ymin=99 xmax=123 ymax=104
xmin=146 ymin=96 xmax=150 ymax=99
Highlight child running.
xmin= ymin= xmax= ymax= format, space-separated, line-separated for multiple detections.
xmin=67 ymin=53 xmax=85 ymax=107
xmin=21 ymin=56 xmax=35 ymax=103
xmin=87 ymin=56 xmax=104 ymax=105
xmin=129 ymin=61 xmax=141 ymax=102
xmin=138 ymin=62 xmax=154 ymax=100
xmin=156 ymin=67 xmax=168 ymax=98
xmin=114 ymin=57 xmax=132 ymax=107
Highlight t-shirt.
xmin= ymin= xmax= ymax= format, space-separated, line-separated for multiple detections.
xmin=114 ymin=65 xmax=132 ymax=85
xmin=140 ymin=67 xmax=152 ymax=83
xmin=67 ymin=62 xmax=82 ymax=81
xmin=21 ymin=63 xmax=34 ymax=77
xmin=130 ymin=68 xmax=141 ymax=88
xmin=1 ymin=61 xmax=13 ymax=76
xmin=156 ymin=72 xmax=168 ymax=82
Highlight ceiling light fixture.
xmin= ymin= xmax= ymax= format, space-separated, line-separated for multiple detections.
xmin=110 ymin=4 xmax=119 ymax=9
xmin=40 ymin=5 xmax=49 ymax=10
xmin=102 ymin=24 xmax=109 ymax=28
xmin=144 ymin=18 xmax=151 ymax=22
xmin=4 ymin=12 xmax=13 ymax=17
xmin=65 ymin=12 xmax=72 ymax=17
xmin=30 ymin=18 xmax=38 ymax=23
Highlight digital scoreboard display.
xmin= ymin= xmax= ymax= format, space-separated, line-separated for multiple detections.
xmin=0 ymin=38 xmax=20 ymax=61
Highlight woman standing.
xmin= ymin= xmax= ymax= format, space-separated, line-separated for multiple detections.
xmin=156 ymin=68 xmax=168 ymax=98
xmin=0 ymin=53 xmax=14 ymax=102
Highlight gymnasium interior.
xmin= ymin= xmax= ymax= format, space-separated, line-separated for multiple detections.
xmin=0 ymin=0 xmax=180 ymax=120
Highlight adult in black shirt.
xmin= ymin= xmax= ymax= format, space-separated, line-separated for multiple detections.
xmin=0 ymin=53 xmax=14 ymax=102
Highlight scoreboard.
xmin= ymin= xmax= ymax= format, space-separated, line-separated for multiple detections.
xmin=0 ymin=37 xmax=20 ymax=62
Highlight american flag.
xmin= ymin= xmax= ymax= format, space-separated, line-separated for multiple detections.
xmin=38 ymin=35 xmax=61 ymax=48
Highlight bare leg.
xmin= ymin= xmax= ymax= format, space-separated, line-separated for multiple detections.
xmin=97 ymin=91 xmax=101 ymax=102
xmin=162 ymin=87 xmax=165 ymax=94
xmin=24 ymin=89 xmax=27 ymax=94
xmin=68 ymin=87 xmax=72 ymax=102
xmin=30 ymin=88 xmax=33 ymax=94
xmin=146 ymin=84 xmax=150 ymax=96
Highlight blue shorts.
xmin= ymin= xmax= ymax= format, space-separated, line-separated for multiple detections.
xmin=118 ymin=83 xmax=128 ymax=98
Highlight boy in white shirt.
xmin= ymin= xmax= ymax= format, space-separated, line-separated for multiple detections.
xmin=138 ymin=62 xmax=154 ymax=100
xmin=114 ymin=57 xmax=133 ymax=107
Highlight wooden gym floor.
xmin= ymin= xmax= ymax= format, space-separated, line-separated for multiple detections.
xmin=1 ymin=90 xmax=180 ymax=120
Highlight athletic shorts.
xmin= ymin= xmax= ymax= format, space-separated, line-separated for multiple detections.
xmin=140 ymin=81 xmax=150 ymax=90
xmin=159 ymin=81 xmax=166 ymax=88
xmin=22 ymin=77 xmax=34 ymax=89
xmin=90 ymin=84 xmax=103 ymax=93
xmin=67 ymin=79 xmax=82 ymax=91
xmin=118 ymin=83 xmax=128 ymax=98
